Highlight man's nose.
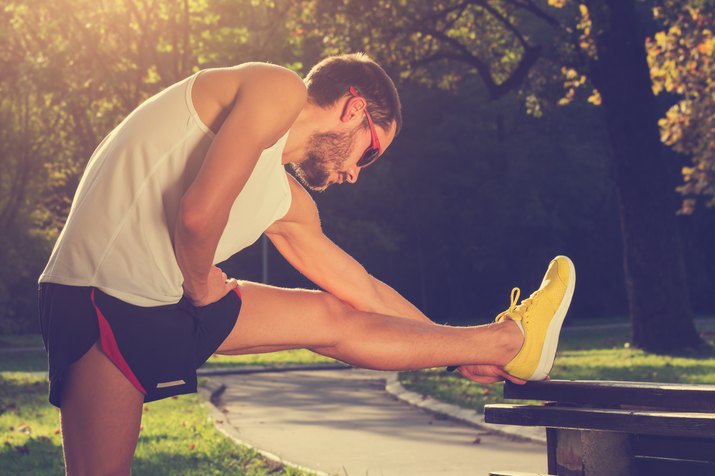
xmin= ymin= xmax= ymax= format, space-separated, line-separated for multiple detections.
xmin=346 ymin=166 xmax=361 ymax=184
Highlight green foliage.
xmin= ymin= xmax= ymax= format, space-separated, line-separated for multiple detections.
xmin=294 ymin=0 xmax=564 ymax=96
xmin=647 ymin=0 xmax=715 ymax=212
xmin=294 ymin=0 xmax=714 ymax=209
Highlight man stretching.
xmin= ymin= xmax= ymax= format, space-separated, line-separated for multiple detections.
xmin=38 ymin=53 xmax=575 ymax=475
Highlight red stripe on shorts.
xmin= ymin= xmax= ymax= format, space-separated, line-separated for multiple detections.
xmin=90 ymin=289 xmax=147 ymax=396
xmin=233 ymin=287 xmax=242 ymax=299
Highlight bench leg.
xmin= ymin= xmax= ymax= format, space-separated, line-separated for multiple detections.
xmin=546 ymin=428 xmax=558 ymax=475
xmin=551 ymin=429 xmax=634 ymax=475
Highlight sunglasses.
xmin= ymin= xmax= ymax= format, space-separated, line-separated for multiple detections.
xmin=349 ymin=86 xmax=382 ymax=168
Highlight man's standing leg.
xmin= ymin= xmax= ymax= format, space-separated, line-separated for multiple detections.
xmin=60 ymin=343 xmax=144 ymax=476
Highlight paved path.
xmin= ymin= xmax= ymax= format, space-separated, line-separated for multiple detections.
xmin=204 ymin=369 xmax=546 ymax=476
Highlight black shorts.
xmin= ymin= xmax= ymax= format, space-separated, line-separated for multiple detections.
xmin=38 ymin=283 xmax=241 ymax=407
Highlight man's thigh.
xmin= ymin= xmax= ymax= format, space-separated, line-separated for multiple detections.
xmin=215 ymin=281 xmax=350 ymax=354
xmin=61 ymin=343 xmax=144 ymax=475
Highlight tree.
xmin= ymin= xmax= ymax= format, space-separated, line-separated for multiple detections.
xmin=1 ymin=0 xmax=710 ymax=345
xmin=584 ymin=0 xmax=701 ymax=352
xmin=296 ymin=0 xmax=709 ymax=351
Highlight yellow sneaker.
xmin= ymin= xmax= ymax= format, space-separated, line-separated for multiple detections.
xmin=498 ymin=255 xmax=575 ymax=381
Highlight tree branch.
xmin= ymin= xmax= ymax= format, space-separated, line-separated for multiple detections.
xmin=440 ymin=2 xmax=470 ymax=32
xmin=471 ymin=0 xmax=531 ymax=50
xmin=420 ymin=1 xmax=470 ymax=26
xmin=420 ymin=26 xmax=541 ymax=99
xmin=503 ymin=0 xmax=560 ymax=27
xmin=422 ymin=27 xmax=500 ymax=90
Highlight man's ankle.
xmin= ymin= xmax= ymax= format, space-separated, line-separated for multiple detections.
xmin=498 ymin=319 xmax=524 ymax=365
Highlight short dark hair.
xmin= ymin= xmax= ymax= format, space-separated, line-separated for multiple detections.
xmin=304 ymin=53 xmax=402 ymax=135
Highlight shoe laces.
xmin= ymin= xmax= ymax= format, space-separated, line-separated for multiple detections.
xmin=496 ymin=287 xmax=540 ymax=323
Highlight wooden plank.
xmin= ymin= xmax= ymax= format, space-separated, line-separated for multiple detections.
xmin=503 ymin=380 xmax=715 ymax=411
xmin=484 ymin=404 xmax=715 ymax=438
xmin=488 ymin=472 xmax=555 ymax=476
xmin=633 ymin=456 xmax=715 ymax=476
xmin=631 ymin=434 xmax=715 ymax=462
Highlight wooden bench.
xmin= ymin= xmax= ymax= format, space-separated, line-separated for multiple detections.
xmin=484 ymin=380 xmax=715 ymax=476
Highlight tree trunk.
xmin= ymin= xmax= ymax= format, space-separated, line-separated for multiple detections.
xmin=587 ymin=0 xmax=703 ymax=352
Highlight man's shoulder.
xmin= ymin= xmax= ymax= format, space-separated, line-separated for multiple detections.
xmin=191 ymin=63 xmax=306 ymax=142
xmin=195 ymin=63 xmax=305 ymax=108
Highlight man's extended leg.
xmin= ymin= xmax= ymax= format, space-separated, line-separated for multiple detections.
xmin=216 ymin=282 xmax=524 ymax=370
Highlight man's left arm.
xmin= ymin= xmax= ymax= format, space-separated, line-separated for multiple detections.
xmin=266 ymin=175 xmax=433 ymax=324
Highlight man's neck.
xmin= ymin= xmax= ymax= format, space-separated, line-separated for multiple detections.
xmin=282 ymin=101 xmax=332 ymax=165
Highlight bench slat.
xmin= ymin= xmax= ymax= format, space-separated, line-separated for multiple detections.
xmin=488 ymin=472 xmax=555 ymax=476
xmin=503 ymin=380 xmax=715 ymax=411
xmin=632 ymin=434 xmax=715 ymax=462
xmin=634 ymin=456 xmax=715 ymax=476
xmin=484 ymin=404 xmax=715 ymax=438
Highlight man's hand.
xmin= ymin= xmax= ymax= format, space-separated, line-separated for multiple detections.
xmin=455 ymin=364 xmax=527 ymax=385
xmin=183 ymin=265 xmax=238 ymax=307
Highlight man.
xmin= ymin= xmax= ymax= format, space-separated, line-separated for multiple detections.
xmin=38 ymin=53 xmax=575 ymax=475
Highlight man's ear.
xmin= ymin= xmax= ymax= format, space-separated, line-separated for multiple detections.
xmin=340 ymin=96 xmax=366 ymax=123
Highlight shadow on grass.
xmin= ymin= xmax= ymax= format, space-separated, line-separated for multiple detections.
xmin=560 ymin=326 xmax=715 ymax=356
xmin=0 ymin=351 xmax=48 ymax=373
xmin=0 ymin=374 xmax=63 ymax=476
xmin=554 ymin=362 xmax=715 ymax=384
xmin=554 ymin=346 xmax=715 ymax=384
xmin=0 ymin=372 xmax=47 ymax=400
xmin=0 ymin=436 xmax=64 ymax=476
xmin=0 ymin=335 xmax=44 ymax=349
xmin=132 ymin=448 xmax=290 ymax=476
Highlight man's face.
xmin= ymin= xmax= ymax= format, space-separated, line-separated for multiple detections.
xmin=290 ymin=126 xmax=359 ymax=192
xmin=290 ymin=119 xmax=397 ymax=192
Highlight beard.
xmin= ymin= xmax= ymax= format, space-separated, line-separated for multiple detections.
xmin=289 ymin=127 xmax=358 ymax=192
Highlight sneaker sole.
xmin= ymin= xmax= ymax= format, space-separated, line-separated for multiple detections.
xmin=527 ymin=256 xmax=576 ymax=381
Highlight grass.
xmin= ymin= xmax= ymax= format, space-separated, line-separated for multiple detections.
xmin=398 ymin=318 xmax=715 ymax=413
xmin=0 ymin=335 xmax=44 ymax=349
xmin=202 ymin=350 xmax=335 ymax=369
xmin=0 ymin=348 xmax=336 ymax=373
xmin=0 ymin=352 xmax=48 ymax=372
xmin=0 ymin=372 xmax=306 ymax=475
xmin=133 ymin=392 xmax=305 ymax=475
xmin=0 ymin=346 xmax=328 ymax=475
xmin=0 ymin=373 xmax=63 ymax=474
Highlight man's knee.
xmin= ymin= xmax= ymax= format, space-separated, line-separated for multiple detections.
xmin=321 ymin=292 xmax=351 ymax=318
xmin=65 ymin=457 xmax=132 ymax=476
xmin=317 ymin=292 xmax=355 ymax=323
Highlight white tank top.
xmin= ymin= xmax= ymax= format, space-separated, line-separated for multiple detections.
xmin=39 ymin=72 xmax=292 ymax=306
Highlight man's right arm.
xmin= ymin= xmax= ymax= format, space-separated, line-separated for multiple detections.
xmin=175 ymin=63 xmax=307 ymax=306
